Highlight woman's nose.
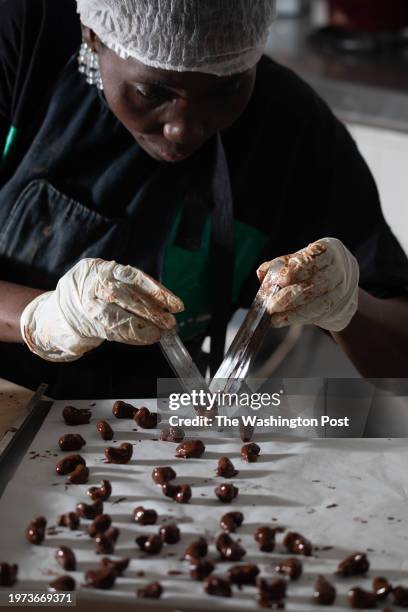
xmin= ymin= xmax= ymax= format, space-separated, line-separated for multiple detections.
xmin=163 ymin=115 xmax=206 ymax=146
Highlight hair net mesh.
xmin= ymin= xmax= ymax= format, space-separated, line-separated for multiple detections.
xmin=77 ymin=0 xmax=277 ymax=76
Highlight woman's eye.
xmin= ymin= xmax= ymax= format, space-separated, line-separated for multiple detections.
xmin=135 ymin=85 xmax=170 ymax=102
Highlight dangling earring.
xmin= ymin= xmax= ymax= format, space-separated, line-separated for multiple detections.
xmin=78 ymin=42 xmax=104 ymax=91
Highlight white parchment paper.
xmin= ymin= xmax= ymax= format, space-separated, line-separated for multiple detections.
xmin=0 ymin=398 xmax=407 ymax=611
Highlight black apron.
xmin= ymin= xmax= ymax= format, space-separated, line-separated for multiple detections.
xmin=0 ymin=55 xmax=234 ymax=399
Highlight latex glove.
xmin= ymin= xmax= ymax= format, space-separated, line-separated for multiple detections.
xmin=20 ymin=258 xmax=184 ymax=362
xmin=257 ymin=238 xmax=359 ymax=332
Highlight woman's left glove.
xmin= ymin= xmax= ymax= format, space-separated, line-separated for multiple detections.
xmin=257 ymin=237 xmax=359 ymax=332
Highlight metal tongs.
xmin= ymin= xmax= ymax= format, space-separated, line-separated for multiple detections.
xmin=210 ymin=269 xmax=280 ymax=440
xmin=160 ymin=328 xmax=213 ymax=417
xmin=210 ymin=270 xmax=279 ymax=394
xmin=160 ymin=267 xmax=280 ymax=438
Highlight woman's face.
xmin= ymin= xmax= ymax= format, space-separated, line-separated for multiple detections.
xmin=85 ymin=29 xmax=256 ymax=163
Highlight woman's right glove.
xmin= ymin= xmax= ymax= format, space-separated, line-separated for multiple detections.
xmin=20 ymin=258 xmax=184 ymax=362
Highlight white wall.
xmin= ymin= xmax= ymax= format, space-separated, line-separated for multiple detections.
xmin=347 ymin=123 xmax=408 ymax=255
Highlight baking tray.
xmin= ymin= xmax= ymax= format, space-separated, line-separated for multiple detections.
xmin=0 ymin=398 xmax=407 ymax=611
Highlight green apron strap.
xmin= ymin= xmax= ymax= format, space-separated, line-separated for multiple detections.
xmin=2 ymin=126 xmax=18 ymax=163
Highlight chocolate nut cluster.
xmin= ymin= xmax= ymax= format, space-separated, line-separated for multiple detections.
xmin=220 ymin=511 xmax=244 ymax=533
xmin=162 ymin=483 xmax=192 ymax=504
xmin=62 ymin=406 xmax=91 ymax=426
xmin=134 ymin=407 xmax=159 ymax=429
xmin=25 ymin=517 xmax=47 ymax=545
xmin=214 ymin=483 xmax=239 ymax=503
xmin=87 ymin=480 xmax=112 ymax=502
xmin=216 ymin=457 xmax=238 ymax=478
xmin=58 ymin=434 xmax=86 ymax=451
xmin=240 ymin=442 xmax=261 ymax=462
xmin=55 ymin=454 xmax=89 ymax=484
xmin=96 ymin=420 xmax=114 ymax=441
xmin=104 ymin=443 xmax=133 ymax=464
xmin=175 ymin=440 xmax=205 ymax=459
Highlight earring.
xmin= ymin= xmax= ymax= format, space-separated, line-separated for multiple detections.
xmin=78 ymin=42 xmax=103 ymax=91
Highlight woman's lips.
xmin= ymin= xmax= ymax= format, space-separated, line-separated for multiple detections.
xmin=145 ymin=141 xmax=195 ymax=162
xmin=156 ymin=148 xmax=192 ymax=162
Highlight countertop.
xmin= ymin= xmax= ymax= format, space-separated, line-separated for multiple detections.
xmin=265 ymin=17 xmax=408 ymax=133
xmin=0 ymin=378 xmax=34 ymax=441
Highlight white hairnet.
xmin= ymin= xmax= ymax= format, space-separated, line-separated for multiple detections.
xmin=76 ymin=0 xmax=277 ymax=76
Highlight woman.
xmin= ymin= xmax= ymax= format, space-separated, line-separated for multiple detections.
xmin=0 ymin=0 xmax=407 ymax=399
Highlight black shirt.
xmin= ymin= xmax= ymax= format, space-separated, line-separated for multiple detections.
xmin=1 ymin=0 xmax=408 ymax=398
